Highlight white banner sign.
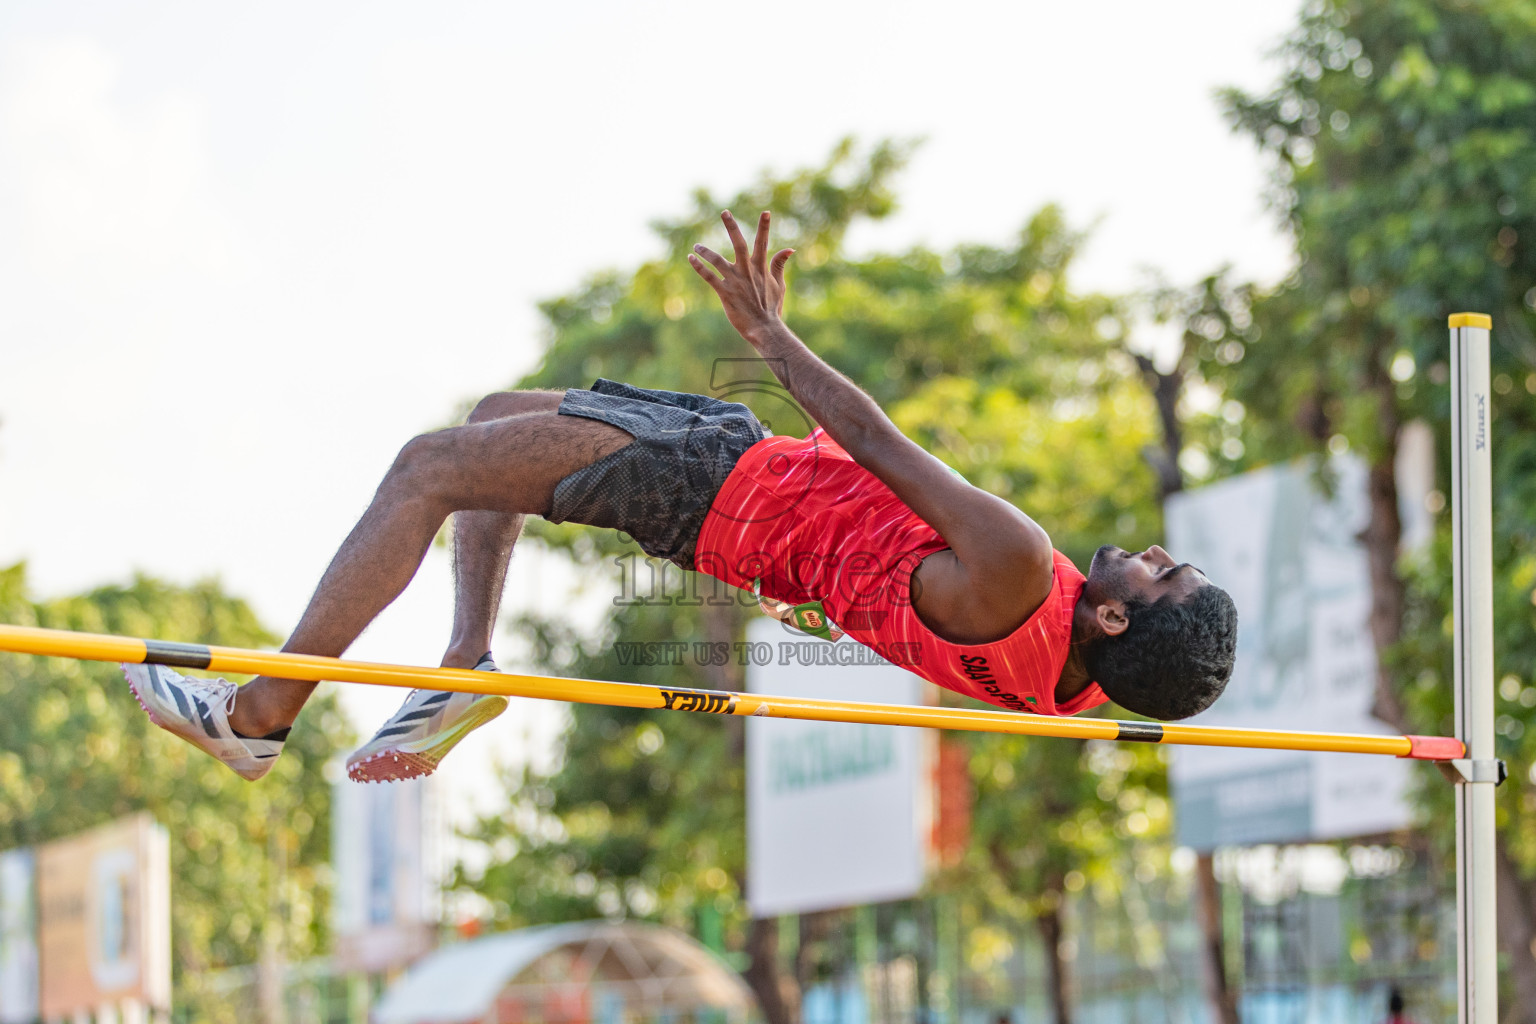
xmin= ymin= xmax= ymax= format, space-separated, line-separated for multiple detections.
xmin=0 ymin=848 xmax=37 ymax=1024
xmin=1166 ymin=456 xmax=1413 ymax=848
xmin=746 ymin=619 xmax=933 ymax=916
xmin=332 ymin=775 xmax=439 ymax=972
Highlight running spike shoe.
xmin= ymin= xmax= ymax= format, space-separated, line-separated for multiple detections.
xmin=123 ymin=663 xmax=289 ymax=781
xmin=346 ymin=655 xmax=508 ymax=783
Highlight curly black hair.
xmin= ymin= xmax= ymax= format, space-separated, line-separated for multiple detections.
xmin=1082 ymin=583 xmax=1238 ymax=721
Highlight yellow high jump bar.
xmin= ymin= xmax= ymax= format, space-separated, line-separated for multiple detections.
xmin=0 ymin=622 xmax=1464 ymax=761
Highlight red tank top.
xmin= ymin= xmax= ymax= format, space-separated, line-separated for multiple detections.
xmin=694 ymin=428 xmax=1108 ymax=716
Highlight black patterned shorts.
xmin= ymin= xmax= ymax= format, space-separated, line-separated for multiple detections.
xmin=546 ymin=379 xmax=770 ymax=570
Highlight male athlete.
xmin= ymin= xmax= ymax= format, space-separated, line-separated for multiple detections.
xmin=125 ymin=211 xmax=1237 ymax=782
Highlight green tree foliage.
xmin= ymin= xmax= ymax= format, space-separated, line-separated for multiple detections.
xmin=459 ymin=598 xmax=747 ymax=930
xmin=1214 ymin=0 xmax=1536 ymax=464
xmin=1191 ymin=0 xmax=1536 ymax=1009
xmin=0 ymin=564 xmax=350 ymax=1012
xmin=458 ymin=142 xmax=1176 ymax=1022
xmin=958 ymin=734 xmax=1174 ymax=1017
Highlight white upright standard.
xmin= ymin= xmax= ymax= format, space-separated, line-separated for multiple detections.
xmin=1450 ymin=312 xmax=1498 ymax=1024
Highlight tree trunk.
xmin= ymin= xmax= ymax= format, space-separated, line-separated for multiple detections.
xmin=1359 ymin=353 xmax=1536 ymax=1017
xmin=744 ymin=916 xmax=800 ymax=1024
xmin=1493 ymin=832 xmax=1536 ymax=1024
xmin=1495 ymin=843 xmax=1536 ymax=1024
xmin=1194 ymin=854 xmax=1240 ymax=1024
xmin=710 ymin=597 xmax=802 ymax=1024
xmin=257 ymin=925 xmax=287 ymax=1024
xmin=701 ymin=598 xmax=747 ymax=757
xmin=1035 ymin=900 xmax=1073 ymax=1024
xmin=1132 ymin=340 xmax=1247 ymax=1023
xmin=1360 ymin=355 xmax=1408 ymax=731
xmin=1132 ymin=352 xmax=1184 ymax=500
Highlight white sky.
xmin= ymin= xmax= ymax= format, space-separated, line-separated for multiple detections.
xmin=0 ymin=1 xmax=1301 ymax=857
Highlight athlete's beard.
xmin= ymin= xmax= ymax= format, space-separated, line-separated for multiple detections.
xmin=1088 ymin=545 xmax=1136 ymax=603
xmin=1090 ymin=544 xmax=1118 ymax=574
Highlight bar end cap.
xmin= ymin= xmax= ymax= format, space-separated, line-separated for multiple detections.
xmin=1403 ymin=734 xmax=1466 ymax=760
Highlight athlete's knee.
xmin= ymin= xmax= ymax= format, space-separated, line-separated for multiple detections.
xmin=385 ymin=430 xmax=456 ymax=493
xmin=467 ymin=389 xmax=564 ymax=424
xmin=467 ymin=393 xmax=513 ymax=424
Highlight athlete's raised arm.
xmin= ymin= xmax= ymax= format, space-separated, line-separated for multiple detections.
xmin=688 ymin=210 xmax=1053 ymax=607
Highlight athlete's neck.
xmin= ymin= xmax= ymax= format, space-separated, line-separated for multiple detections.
xmin=1054 ymin=617 xmax=1094 ymax=703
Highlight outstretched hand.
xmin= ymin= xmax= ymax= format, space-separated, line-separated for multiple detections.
xmin=687 ymin=210 xmax=794 ymax=345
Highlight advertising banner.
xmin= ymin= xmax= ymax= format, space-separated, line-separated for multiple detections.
xmin=332 ymin=774 xmax=439 ymax=972
xmin=746 ymin=619 xmax=934 ymax=916
xmin=0 ymin=848 xmax=38 ymax=1024
xmin=35 ymin=813 xmax=171 ymax=1018
xmin=1166 ymin=456 xmax=1413 ymax=849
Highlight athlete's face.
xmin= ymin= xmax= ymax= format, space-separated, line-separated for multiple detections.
xmin=1085 ymin=545 xmax=1210 ymax=608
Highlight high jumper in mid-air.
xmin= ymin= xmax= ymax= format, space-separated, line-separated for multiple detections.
xmin=126 ymin=210 xmax=1238 ymax=782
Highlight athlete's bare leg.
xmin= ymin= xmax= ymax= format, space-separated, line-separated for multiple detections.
xmin=441 ymin=508 xmax=523 ymax=670
xmin=440 ymin=391 xmax=564 ymax=669
xmin=227 ymin=392 xmax=630 ymax=736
